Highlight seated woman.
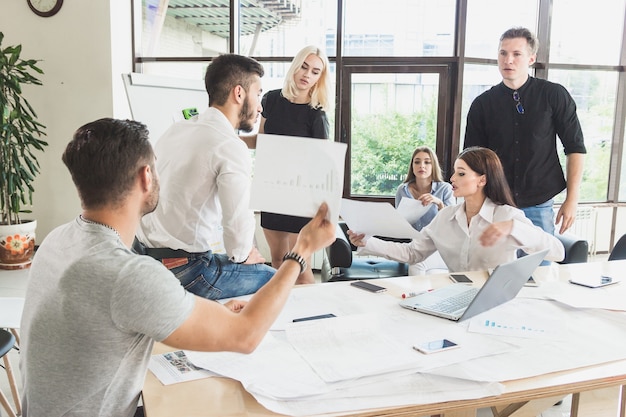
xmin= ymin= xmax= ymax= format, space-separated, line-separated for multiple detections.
xmin=395 ymin=146 xmax=454 ymax=275
xmin=349 ymin=147 xmax=564 ymax=271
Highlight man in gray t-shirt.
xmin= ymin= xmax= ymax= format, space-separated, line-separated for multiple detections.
xmin=20 ymin=114 xmax=334 ymax=417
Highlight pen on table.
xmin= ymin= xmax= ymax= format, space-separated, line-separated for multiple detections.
xmin=401 ymin=289 xmax=432 ymax=299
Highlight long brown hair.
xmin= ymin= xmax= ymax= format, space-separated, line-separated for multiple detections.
xmin=457 ymin=147 xmax=516 ymax=206
xmin=404 ymin=146 xmax=444 ymax=183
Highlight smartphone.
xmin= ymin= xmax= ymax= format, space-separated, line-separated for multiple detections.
xmin=449 ymin=274 xmax=472 ymax=284
xmin=569 ymin=275 xmax=621 ymax=288
xmin=413 ymin=339 xmax=459 ymax=354
xmin=293 ymin=314 xmax=336 ymax=322
xmin=350 ymin=280 xmax=387 ymax=293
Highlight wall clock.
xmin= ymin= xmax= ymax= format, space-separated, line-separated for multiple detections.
xmin=27 ymin=0 xmax=63 ymax=17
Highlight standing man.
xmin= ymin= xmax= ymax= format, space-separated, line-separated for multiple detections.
xmin=464 ymin=27 xmax=586 ymax=235
xmin=136 ymin=54 xmax=276 ymax=300
xmin=20 ymin=118 xmax=335 ymax=417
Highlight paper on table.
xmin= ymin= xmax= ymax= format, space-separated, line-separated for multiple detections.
xmin=339 ymin=198 xmax=420 ymax=239
xmin=397 ymin=197 xmax=432 ymax=224
xmin=148 ymin=350 xmax=215 ymax=385
xmin=250 ymin=134 xmax=347 ymax=223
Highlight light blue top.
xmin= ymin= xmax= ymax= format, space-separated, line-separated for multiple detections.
xmin=395 ymin=181 xmax=454 ymax=231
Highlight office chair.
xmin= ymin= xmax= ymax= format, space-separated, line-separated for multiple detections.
xmin=0 ymin=329 xmax=20 ymax=417
xmin=322 ymin=222 xmax=408 ymax=282
xmin=608 ymin=233 xmax=626 ymax=261
xmin=555 ymin=232 xmax=588 ymax=264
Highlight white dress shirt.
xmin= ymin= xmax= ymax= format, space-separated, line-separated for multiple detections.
xmin=357 ymin=198 xmax=564 ymax=272
xmin=137 ymin=107 xmax=255 ymax=262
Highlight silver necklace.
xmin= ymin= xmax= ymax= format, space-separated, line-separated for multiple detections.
xmin=80 ymin=215 xmax=121 ymax=238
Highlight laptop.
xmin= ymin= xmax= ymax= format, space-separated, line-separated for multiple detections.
xmin=399 ymin=249 xmax=549 ymax=322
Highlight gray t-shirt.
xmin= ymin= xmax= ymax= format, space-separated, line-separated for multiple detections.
xmin=20 ymin=217 xmax=195 ymax=417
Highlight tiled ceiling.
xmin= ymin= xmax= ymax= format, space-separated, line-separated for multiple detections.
xmin=165 ymin=0 xmax=301 ymax=38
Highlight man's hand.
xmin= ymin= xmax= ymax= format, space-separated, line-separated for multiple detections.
xmin=223 ymin=299 xmax=247 ymax=312
xmin=479 ymin=220 xmax=513 ymax=247
xmin=556 ymin=199 xmax=577 ymax=234
xmin=291 ymin=203 xmax=336 ymax=258
xmin=244 ymin=246 xmax=266 ymax=264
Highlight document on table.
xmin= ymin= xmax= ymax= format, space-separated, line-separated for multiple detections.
xmin=148 ymin=350 xmax=215 ymax=385
xmin=250 ymin=134 xmax=347 ymax=223
xmin=397 ymin=197 xmax=432 ymax=224
xmin=339 ymin=198 xmax=420 ymax=239
xmin=544 ymin=280 xmax=626 ymax=311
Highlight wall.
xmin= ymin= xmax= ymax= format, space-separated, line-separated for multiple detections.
xmin=0 ymin=0 xmax=132 ymax=241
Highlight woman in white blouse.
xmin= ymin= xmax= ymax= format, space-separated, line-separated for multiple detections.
xmin=348 ymin=147 xmax=564 ymax=272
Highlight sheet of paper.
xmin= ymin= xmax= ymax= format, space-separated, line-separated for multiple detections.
xmin=148 ymin=350 xmax=215 ymax=385
xmin=534 ymin=281 xmax=626 ymax=311
xmin=397 ymin=197 xmax=432 ymax=224
xmin=339 ymin=198 xmax=420 ymax=239
xmin=285 ymin=313 xmax=422 ymax=382
xmin=250 ymin=134 xmax=347 ymax=223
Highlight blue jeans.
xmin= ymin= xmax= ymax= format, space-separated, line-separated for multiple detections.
xmin=170 ymin=253 xmax=276 ymax=300
xmin=520 ymin=199 xmax=555 ymax=266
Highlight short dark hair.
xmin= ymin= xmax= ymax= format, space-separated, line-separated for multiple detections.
xmin=62 ymin=118 xmax=154 ymax=209
xmin=500 ymin=27 xmax=539 ymax=55
xmin=457 ymin=147 xmax=516 ymax=207
xmin=204 ymin=54 xmax=265 ymax=106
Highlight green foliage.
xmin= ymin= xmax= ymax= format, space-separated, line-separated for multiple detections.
xmin=351 ymin=107 xmax=436 ymax=196
xmin=0 ymin=32 xmax=48 ymax=225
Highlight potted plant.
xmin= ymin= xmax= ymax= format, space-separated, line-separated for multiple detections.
xmin=0 ymin=32 xmax=48 ymax=270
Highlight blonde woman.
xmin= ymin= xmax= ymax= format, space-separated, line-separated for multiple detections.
xmin=260 ymin=45 xmax=332 ymax=284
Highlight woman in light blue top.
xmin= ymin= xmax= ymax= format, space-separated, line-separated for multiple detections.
xmin=395 ymin=146 xmax=455 ymax=231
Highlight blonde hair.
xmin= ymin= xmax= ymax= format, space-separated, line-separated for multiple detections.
xmin=282 ymin=45 xmax=332 ymax=112
xmin=404 ymin=146 xmax=444 ymax=183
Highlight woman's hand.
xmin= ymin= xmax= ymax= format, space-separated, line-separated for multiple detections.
xmin=417 ymin=193 xmax=443 ymax=210
xmin=479 ymin=220 xmax=513 ymax=247
xmin=347 ymin=230 xmax=367 ymax=247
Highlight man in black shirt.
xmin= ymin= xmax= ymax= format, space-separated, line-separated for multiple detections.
xmin=464 ymin=27 xmax=586 ymax=236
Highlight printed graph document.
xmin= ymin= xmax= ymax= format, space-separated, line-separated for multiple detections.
xmin=340 ymin=198 xmax=420 ymax=239
xmin=149 ymin=350 xmax=215 ymax=385
xmin=250 ymin=134 xmax=347 ymax=223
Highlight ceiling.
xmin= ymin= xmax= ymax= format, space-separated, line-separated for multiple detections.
xmin=164 ymin=0 xmax=302 ymax=38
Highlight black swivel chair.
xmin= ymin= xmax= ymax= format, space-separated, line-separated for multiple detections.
xmin=555 ymin=232 xmax=588 ymax=264
xmin=608 ymin=233 xmax=626 ymax=261
xmin=322 ymin=222 xmax=408 ymax=282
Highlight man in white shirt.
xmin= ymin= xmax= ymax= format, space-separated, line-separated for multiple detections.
xmin=136 ymin=54 xmax=276 ymax=300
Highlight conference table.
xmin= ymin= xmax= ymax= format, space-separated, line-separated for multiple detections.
xmin=142 ymin=260 xmax=626 ymax=417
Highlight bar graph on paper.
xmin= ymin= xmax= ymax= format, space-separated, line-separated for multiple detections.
xmin=250 ymin=134 xmax=347 ymax=222
xmin=468 ymin=317 xmax=563 ymax=340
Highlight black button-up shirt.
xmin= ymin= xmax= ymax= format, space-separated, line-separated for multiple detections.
xmin=464 ymin=77 xmax=586 ymax=208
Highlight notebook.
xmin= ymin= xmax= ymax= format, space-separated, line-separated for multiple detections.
xmin=399 ymin=249 xmax=549 ymax=322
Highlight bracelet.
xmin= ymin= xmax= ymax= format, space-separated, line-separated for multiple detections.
xmin=283 ymin=251 xmax=307 ymax=274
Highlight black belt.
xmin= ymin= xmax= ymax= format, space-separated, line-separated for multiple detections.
xmin=132 ymin=239 xmax=209 ymax=260
xmin=143 ymin=247 xmax=208 ymax=260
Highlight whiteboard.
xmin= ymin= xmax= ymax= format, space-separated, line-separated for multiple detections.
xmin=122 ymin=72 xmax=208 ymax=143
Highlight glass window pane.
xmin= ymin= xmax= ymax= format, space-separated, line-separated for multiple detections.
xmin=141 ymin=0 xmax=230 ymax=57
xmin=343 ymin=0 xmax=455 ymax=57
xmin=139 ymin=1 xmax=335 ymax=58
xmin=350 ymin=72 xmax=439 ymax=196
xmin=243 ymin=0 xmax=337 ymax=57
xmin=549 ymin=70 xmax=617 ymax=203
xmin=550 ymin=0 xmax=625 ymax=65
xmin=465 ymin=0 xmax=538 ymax=59
xmin=460 ymin=63 xmax=502 ymax=149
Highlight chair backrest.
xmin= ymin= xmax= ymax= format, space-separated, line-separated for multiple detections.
xmin=556 ymin=232 xmax=588 ymax=264
xmin=608 ymin=233 xmax=626 ymax=261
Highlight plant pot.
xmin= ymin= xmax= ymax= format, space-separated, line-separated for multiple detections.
xmin=0 ymin=220 xmax=37 ymax=270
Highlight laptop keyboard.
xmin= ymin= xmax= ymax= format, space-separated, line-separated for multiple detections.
xmin=428 ymin=287 xmax=479 ymax=313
